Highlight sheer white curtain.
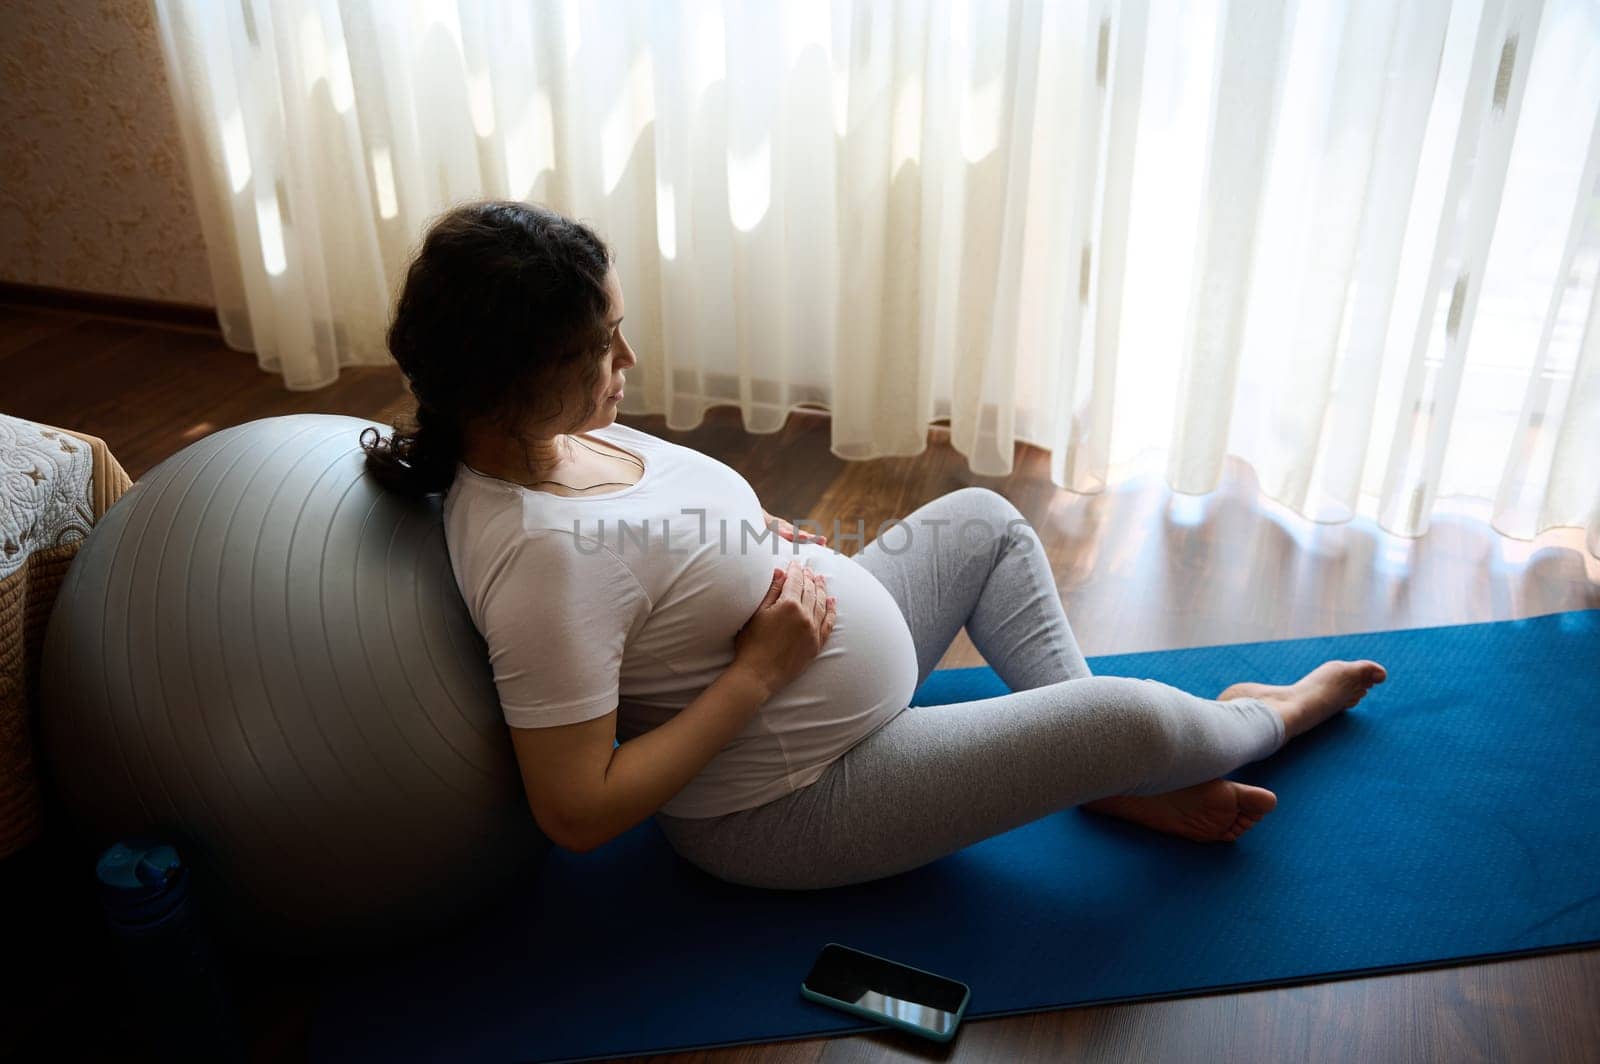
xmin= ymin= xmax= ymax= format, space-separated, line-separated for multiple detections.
xmin=154 ymin=0 xmax=1600 ymax=555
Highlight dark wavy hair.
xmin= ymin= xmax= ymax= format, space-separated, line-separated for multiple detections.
xmin=360 ymin=200 xmax=616 ymax=497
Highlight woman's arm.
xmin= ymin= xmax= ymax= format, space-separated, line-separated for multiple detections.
xmin=573 ymin=662 xmax=775 ymax=850
xmin=532 ymin=559 xmax=834 ymax=852
xmin=510 ymin=665 xmax=772 ymax=851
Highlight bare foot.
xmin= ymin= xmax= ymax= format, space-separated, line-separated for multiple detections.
xmin=1218 ymin=659 xmax=1387 ymax=740
xmin=1082 ymin=779 xmax=1278 ymax=843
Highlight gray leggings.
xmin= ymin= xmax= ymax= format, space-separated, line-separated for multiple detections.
xmin=653 ymin=487 xmax=1286 ymax=890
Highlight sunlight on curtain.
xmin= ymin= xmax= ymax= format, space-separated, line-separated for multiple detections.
xmin=152 ymin=0 xmax=1600 ymax=555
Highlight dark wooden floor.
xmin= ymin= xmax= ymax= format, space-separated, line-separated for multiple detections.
xmin=4 ymin=300 xmax=1599 ymax=1064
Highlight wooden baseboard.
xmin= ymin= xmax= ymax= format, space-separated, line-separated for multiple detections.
xmin=0 ymin=281 xmax=219 ymax=332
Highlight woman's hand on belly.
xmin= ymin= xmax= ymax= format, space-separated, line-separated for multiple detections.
xmin=759 ymin=543 xmax=921 ymax=715
xmin=761 ymin=507 xmax=828 ymax=548
xmin=732 ymin=559 xmax=838 ymax=695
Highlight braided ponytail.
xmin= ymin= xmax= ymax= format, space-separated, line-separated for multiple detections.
xmin=359 ymin=402 xmax=462 ymax=498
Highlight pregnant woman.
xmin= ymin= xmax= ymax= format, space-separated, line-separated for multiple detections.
xmin=362 ymin=200 xmax=1387 ymax=891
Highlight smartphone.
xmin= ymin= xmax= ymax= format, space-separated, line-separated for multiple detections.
xmin=799 ymin=942 xmax=971 ymax=1043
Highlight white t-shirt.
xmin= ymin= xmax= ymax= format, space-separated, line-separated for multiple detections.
xmin=441 ymin=420 xmax=919 ymax=819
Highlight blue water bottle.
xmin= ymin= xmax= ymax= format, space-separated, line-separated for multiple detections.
xmin=96 ymin=839 xmax=245 ymax=1061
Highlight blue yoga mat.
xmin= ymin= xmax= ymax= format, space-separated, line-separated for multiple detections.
xmin=309 ymin=610 xmax=1600 ymax=1063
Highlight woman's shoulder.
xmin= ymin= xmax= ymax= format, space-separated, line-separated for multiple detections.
xmin=598 ymin=420 xmax=725 ymax=482
xmin=442 ymin=463 xmax=510 ymax=532
xmin=594 ymin=419 xmax=666 ymax=452
xmin=446 ymin=478 xmax=560 ymax=544
xmin=445 ymin=480 xmax=623 ymax=562
xmin=447 ymin=508 xmax=627 ymax=604
xmin=598 ymin=419 xmax=652 ymax=440
xmin=444 ymin=470 xmax=541 ymax=554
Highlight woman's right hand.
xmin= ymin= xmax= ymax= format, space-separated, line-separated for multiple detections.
xmin=733 ymin=559 xmax=837 ymax=696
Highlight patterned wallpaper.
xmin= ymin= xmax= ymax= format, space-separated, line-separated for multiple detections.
xmin=0 ymin=0 xmax=214 ymax=305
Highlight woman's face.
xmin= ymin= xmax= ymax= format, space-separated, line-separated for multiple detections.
xmin=576 ymin=264 xmax=635 ymax=433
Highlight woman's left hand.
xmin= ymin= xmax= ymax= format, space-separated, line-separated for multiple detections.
xmin=762 ymin=508 xmax=828 ymax=547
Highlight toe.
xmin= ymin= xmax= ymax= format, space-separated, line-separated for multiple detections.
xmin=1234 ymin=784 xmax=1278 ymax=818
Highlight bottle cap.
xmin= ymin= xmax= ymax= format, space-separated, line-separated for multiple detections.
xmin=97 ymin=840 xmax=189 ymax=926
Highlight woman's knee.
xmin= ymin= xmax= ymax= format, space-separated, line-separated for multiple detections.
xmin=946 ymin=486 xmax=1024 ymax=524
xmin=925 ymin=487 xmax=1029 ymax=553
xmin=1056 ymin=675 xmax=1183 ymax=776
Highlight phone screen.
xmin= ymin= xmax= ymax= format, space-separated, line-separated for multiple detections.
xmin=801 ymin=944 xmax=967 ymax=1038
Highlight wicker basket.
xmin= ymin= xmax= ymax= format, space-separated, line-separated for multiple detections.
xmin=0 ymin=418 xmax=131 ymax=859
xmin=0 ymin=545 xmax=79 ymax=856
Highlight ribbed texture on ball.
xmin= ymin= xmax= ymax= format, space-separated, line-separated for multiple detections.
xmin=40 ymin=415 xmax=546 ymax=951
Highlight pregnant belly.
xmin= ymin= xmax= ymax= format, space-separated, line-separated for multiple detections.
xmin=757 ymin=540 xmax=919 ymax=738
